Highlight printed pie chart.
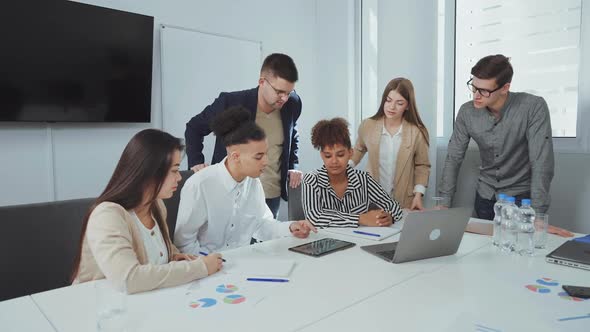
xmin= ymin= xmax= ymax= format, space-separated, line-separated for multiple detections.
xmin=525 ymin=285 xmax=550 ymax=293
xmin=189 ymin=298 xmax=217 ymax=308
xmin=223 ymin=294 xmax=246 ymax=304
xmin=536 ymin=278 xmax=559 ymax=286
xmin=216 ymin=284 xmax=239 ymax=293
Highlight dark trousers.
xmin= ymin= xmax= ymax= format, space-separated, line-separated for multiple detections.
xmin=265 ymin=197 xmax=281 ymax=219
xmin=474 ymin=191 xmax=531 ymax=220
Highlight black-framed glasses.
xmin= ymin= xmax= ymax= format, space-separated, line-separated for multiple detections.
xmin=466 ymin=78 xmax=502 ymax=98
xmin=264 ymin=77 xmax=293 ymax=98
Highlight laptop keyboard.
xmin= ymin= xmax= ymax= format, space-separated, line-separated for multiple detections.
xmin=377 ymin=250 xmax=396 ymax=261
xmin=377 ymin=243 xmax=398 ymax=261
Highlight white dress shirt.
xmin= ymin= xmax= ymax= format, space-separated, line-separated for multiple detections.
xmin=379 ymin=123 xmax=426 ymax=196
xmin=131 ymin=211 xmax=168 ymax=265
xmin=173 ymin=158 xmax=292 ymax=255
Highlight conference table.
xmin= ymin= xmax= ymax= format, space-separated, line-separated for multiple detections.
xmin=299 ymin=234 xmax=590 ymax=332
xmin=2 ymin=224 xmax=588 ymax=332
xmin=0 ymin=294 xmax=56 ymax=332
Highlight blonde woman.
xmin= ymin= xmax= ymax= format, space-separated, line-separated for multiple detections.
xmin=351 ymin=78 xmax=431 ymax=210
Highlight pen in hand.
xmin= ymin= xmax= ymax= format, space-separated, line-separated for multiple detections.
xmin=199 ymin=251 xmax=226 ymax=262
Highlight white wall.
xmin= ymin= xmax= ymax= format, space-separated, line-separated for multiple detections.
xmin=0 ymin=0 xmax=356 ymax=206
xmin=300 ymin=0 xmax=358 ymax=173
xmin=374 ymin=0 xmax=439 ymax=202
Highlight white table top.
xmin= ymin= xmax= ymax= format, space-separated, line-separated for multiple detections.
xmin=0 ymin=295 xmax=55 ymax=332
xmin=16 ymin=230 xmax=588 ymax=332
xmin=29 ymin=230 xmax=490 ymax=332
xmin=299 ymin=235 xmax=590 ymax=332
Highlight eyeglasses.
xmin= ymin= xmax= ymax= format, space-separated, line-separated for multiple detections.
xmin=466 ymin=78 xmax=502 ymax=98
xmin=264 ymin=77 xmax=293 ymax=98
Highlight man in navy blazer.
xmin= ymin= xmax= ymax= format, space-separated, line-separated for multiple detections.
xmin=185 ymin=53 xmax=302 ymax=218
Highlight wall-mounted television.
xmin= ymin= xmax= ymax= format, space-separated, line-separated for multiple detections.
xmin=0 ymin=0 xmax=154 ymax=123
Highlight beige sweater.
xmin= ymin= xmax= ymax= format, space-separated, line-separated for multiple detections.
xmin=351 ymin=118 xmax=431 ymax=209
xmin=73 ymin=200 xmax=208 ymax=294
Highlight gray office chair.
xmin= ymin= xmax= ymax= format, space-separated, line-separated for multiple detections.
xmin=0 ymin=197 xmax=95 ymax=301
xmin=288 ymin=184 xmax=306 ymax=221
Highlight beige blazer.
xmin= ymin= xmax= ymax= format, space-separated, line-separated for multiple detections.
xmin=351 ymin=118 xmax=431 ymax=208
xmin=73 ymin=200 xmax=208 ymax=294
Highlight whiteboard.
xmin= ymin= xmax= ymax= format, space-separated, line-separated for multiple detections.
xmin=160 ymin=25 xmax=262 ymax=169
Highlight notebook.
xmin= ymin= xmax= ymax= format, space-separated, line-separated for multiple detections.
xmin=324 ymin=225 xmax=401 ymax=241
xmin=573 ymin=234 xmax=590 ymax=244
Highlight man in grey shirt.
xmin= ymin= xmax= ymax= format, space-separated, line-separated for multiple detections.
xmin=439 ymin=54 xmax=554 ymax=219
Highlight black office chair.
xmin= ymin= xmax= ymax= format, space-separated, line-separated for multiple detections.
xmin=163 ymin=170 xmax=194 ymax=237
xmin=0 ymin=197 xmax=94 ymax=301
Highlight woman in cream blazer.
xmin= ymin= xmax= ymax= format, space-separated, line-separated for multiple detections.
xmin=72 ymin=129 xmax=223 ymax=294
xmin=351 ymin=78 xmax=431 ymax=210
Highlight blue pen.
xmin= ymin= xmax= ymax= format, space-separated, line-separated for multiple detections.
xmin=199 ymin=251 xmax=226 ymax=262
xmin=246 ymin=278 xmax=289 ymax=283
xmin=353 ymin=230 xmax=381 ymax=237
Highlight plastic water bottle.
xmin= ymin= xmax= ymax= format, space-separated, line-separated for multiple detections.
xmin=492 ymin=193 xmax=507 ymax=246
xmin=500 ymin=196 xmax=519 ymax=253
xmin=517 ymin=199 xmax=535 ymax=256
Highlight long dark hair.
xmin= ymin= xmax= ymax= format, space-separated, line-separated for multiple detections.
xmin=211 ymin=106 xmax=266 ymax=147
xmin=371 ymin=77 xmax=429 ymax=145
xmin=71 ymin=129 xmax=184 ymax=280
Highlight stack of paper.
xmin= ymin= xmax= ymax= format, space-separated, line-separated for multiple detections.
xmin=324 ymin=226 xmax=401 ymax=241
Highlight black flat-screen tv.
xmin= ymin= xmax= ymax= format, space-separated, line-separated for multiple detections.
xmin=0 ymin=0 xmax=154 ymax=123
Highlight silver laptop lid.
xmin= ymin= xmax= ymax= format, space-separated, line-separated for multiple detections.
xmin=392 ymin=207 xmax=471 ymax=263
xmin=546 ymin=240 xmax=590 ymax=271
xmin=360 ymin=207 xmax=471 ymax=263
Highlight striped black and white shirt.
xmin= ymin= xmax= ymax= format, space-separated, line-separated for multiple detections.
xmin=302 ymin=165 xmax=403 ymax=228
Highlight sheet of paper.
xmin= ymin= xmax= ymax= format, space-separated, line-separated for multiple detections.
xmin=324 ymin=226 xmax=401 ymax=241
xmin=222 ymin=258 xmax=295 ymax=277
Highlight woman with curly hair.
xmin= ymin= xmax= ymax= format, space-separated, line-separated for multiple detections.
xmin=302 ymin=118 xmax=403 ymax=228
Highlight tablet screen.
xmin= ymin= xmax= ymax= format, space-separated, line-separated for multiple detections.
xmin=288 ymin=238 xmax=355 ymax=257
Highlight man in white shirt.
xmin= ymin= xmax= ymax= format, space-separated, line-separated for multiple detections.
xmin=174 ymin=106 xmax=315 ymax=254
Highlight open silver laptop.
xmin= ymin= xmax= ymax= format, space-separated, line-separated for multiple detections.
xmin=361 ymin=208 xmax=471 ymax=263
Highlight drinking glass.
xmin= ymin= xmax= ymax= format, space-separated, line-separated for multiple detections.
xmin=533 ymin=213 xmax=549 ymax=249
xmin=431 ymin=196 xmax=449 ymax=210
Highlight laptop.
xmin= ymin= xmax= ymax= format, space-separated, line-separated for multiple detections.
xmin=361 ymin=208 xmax=471 ymax=263
xmin=546 ymin=240 xmax=590 ymax=271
